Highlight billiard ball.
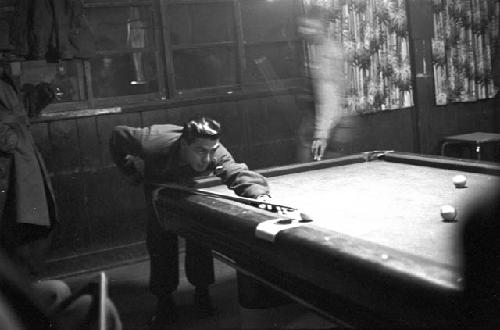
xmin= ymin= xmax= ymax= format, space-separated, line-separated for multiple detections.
xmin=452 ymin=174 xmax=467 ymax=188
xmin=440 ymin=205 xmax=457 ymax=221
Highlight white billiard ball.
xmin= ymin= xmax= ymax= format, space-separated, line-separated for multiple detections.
xmin=452 ymin=175 xmax=467 ymax=188
xmin=440 ymin=205 xmax=457 ymax=221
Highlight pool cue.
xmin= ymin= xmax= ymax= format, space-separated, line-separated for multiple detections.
xmin=98 ymin=272 xmax=107 ymax=330
xmin=158 ymin=183 xmax=298 ymax=212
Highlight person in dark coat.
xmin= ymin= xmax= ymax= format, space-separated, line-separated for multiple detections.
xmin=0 ymin=69 xmax=57 ymax=277
xmin=109 ymin=117 xmax=270 ymax=328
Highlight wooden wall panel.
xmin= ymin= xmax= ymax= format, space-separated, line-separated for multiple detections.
xmin=88 ymin=112 xmax=145 ymax=247
xmin=48 ymin=119 xmax=80 ymax=174
xmin=77 ymin=117 xmax=101 ymax=171
xmin=214 ymin=101 xmax=246 ymax=149
xmin=163 ymin=107 xmax=186 ymax=125
xmin=269 ymin=95 xmax=302 ymax=140
xmin=241 ymin=96 xmax=304 ymax=167
xmin=245 ymin=96 xmax=302 ymax=144
xmin=215 ymin=101 xmax=248 ymax=163
xmin=49 ymin=174 xmax=89 ymax=258
xmin=83 ymin=169 xmax=146 ymax=250
xmin=141 ymin=108 xmax=180 ymax=127
xmin=328 ymin=108 xmax=415 ymax=156
xmin=243 ymin=98 xmax=267 ymax=144
xmin=248 ymin=139 xmax=298 ymax=169
xmin=178 ymin=103 xmax=219 ymax=124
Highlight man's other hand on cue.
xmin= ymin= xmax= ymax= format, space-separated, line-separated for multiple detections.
xmin=255 ymin=195 xmax=291 ymax=215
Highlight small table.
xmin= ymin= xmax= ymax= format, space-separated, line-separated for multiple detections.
xmin=441 ymin=132 xmax=500 ymax=161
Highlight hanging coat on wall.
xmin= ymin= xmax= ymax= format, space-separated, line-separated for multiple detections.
xmin=0 ymin=78 xmax=57 ymax=228
xmin=9 ymin=0 xmax=96 ymax=61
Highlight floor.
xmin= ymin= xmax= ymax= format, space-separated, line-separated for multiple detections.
xmin=62 ymin=253 xmax=338 ymax=330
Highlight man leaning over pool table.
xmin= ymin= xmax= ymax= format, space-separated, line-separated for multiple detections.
xmin=109 ymin=117 xmax=271 ymax=328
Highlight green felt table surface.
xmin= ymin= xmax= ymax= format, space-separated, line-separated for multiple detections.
xmin=207 ymin=160 xmax=500 ymax=269
xmin=155 ymin=152 xmax=500 ymax=327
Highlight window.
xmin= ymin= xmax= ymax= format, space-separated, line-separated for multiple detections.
xmin=166 ymin=0 xmax=302 ymax=96
xmin=22 ymin=60 xmax=86 ymax=103
xmin=240 ymin=0 xmax=302 ymax=85
xmin=0 ymin=0 xmax=303 ymax=114
xmin=166 ymin=1 xmax=238 ymax=94
xmin=86 ymin=2 xmax=163 ymax=101
xmin=0 ymin=0 xmax=164 ymax=113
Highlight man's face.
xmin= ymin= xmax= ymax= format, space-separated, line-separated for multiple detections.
xmin=180 ymin=137 xmax=220 ymax=172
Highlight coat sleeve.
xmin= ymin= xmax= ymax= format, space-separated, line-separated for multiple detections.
xmin=0 ymin=123 xmax=18 ymax=153
xmin=109 ymin=125 xmax=148 ymax=177
xmin=0 ymin=82 xmax=23 ymax=153
xmin=213 ymin=144 xmax=270 ymax=198
xmin=311 ymin=39 xmax=345 ymax=140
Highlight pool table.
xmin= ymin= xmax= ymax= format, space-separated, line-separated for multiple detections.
xmin=153 ymin=151 xmax=500 ymax=328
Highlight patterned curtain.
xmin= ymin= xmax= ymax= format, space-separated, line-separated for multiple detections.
xmin=432 ymin=0 xmax=499 ymax=105
xmin=304 ymin=0 xmax=413 ymax=114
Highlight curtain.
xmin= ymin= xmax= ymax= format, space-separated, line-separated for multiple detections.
xmin=304 ymin=0 xmax=413 ymax=114
xmin=432 ymin=0 xmax=499 ymax=105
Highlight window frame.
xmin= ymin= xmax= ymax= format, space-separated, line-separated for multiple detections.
xmin=83 ymin=0 xmax=167 ymax=106
xmin=38 ymin=0 xmax=166 ymax=114
xmin=162 ymin=0 xmax=305 ymax=98
xmin=2 ymin=0 xmax=305 ymax=115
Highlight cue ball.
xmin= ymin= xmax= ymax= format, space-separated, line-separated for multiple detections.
xmin=452 ymin=174 xmax=467 ymax=188
xmin=440 ymin=205 xmax=457 ymax=221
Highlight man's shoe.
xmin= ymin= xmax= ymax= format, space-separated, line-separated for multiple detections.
xmin=194 ymin=287 xmax=216 ymax=317
xmin=149 ymin=296 xmax=179 ymax=329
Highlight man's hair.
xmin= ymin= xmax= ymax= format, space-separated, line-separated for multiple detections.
xmin=181 ymin=117 xmax=221 ymax=144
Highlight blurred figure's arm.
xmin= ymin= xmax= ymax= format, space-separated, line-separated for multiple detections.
xmin=311 ymin=38 xmax=345 ymax=160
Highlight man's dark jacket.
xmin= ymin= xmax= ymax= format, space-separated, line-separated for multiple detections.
xmin=109 ymin=124 xmax=270 ymax=198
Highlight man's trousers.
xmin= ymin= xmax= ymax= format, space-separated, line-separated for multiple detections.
xmin=146 ymin=208 xmax=215 ymax=298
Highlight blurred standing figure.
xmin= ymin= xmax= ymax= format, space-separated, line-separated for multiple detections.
xmin=297 ymin=4 xmax=345 ymax=162
xmin=0 ymin=65 xmax=57 ymax=277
